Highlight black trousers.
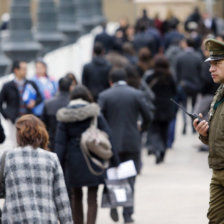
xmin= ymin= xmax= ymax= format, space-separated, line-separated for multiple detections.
xmin=119 ymin=152 xmax=140 ymax=219
xmin=148 ymin=120 xmax=170 ymax=159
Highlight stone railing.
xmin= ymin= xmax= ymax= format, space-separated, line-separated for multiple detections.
xmin=0 ymin=0 xmax=105 ymax=77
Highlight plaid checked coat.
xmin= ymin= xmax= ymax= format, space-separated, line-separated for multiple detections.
xmin=2 ymin=146 xmax=73 ymax=224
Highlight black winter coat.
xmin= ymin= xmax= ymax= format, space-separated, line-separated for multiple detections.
xmin=146 ymin=72 xmax=177 ymax=121
xmin=82 ymin=56 xmax=111 ymax=101
xmin=55 ymin=99 xmax=119 ymax=188
xmin=94 ymin=31 xmax=114 ymax=53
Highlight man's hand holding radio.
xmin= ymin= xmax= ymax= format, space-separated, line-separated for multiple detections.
xmin=193 ymin=113 xmax=209 ymax=137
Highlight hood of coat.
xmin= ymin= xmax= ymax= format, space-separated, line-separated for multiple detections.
xmin=56 ymin=99 xmax=100 ymax=123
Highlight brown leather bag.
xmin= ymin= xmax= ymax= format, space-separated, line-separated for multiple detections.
xmin=80 ymin=116 xmax=113 ymax=176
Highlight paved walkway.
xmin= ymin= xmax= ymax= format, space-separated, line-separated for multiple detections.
xmin=0 ymin=112 xmax=211 ymax=224
xmin=96 ymin=113 xmax=211 ymax=224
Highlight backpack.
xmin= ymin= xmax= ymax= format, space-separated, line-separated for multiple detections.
xmin=80 ymin=116 xmax=113 ymax=176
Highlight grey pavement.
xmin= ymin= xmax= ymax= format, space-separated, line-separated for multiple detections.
xmin=96 ymin=112 xmax=211 ymax=224
xmin=0 ymin=112 xmax=211 ymax=224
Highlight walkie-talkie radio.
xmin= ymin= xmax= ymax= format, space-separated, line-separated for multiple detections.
xmin=170 ymin=98 xmax=202 ymax=124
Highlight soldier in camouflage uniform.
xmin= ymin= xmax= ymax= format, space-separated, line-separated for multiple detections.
xmin=194 ymin=39 xmax=224 ymax=224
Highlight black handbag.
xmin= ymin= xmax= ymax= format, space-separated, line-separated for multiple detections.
xmin=101 ymin=179 xmax=133 ymax=208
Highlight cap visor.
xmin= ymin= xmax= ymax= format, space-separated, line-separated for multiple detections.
xmin=205 ymin=57 xmax=213 ymax=62
xmin=205 ymin=56 xmax=224 ymax=62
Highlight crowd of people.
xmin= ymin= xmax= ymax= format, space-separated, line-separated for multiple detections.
xmin=0 ymin=7 xmax=223 ymax=224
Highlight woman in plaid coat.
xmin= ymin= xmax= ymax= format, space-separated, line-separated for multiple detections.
xmin=2 ymin=114 xmax=73 ymax=224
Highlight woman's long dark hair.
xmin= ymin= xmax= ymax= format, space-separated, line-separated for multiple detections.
xmin=70 ymin=85 xmax=94 ymax=103
xmin=125 ymin=64 xmax=141 ymax=89
xmin=153 ymin=55 xmax=172 ymax=82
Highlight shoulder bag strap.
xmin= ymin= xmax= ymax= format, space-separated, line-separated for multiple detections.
xmin=81 ymin=143 xmax=108 ymax=176
xmin=81 ymin=115 xmax=109 ymax=176
xmin=90 ymin=116 xmax=98 ymax=127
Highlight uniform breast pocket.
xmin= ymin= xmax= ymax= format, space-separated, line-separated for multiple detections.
xmin=216 ymin=113 xmax=224 ymax=136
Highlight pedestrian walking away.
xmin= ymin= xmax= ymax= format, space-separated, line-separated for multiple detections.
xmin=55 ymin=85 xmax=119 ymax=224
xmin=98 ymin=68 xmax=152 ymax=223
xmin=82 ymin=42 xmax=111 ymax=101
xmin=145 ymin=56 xmax=176 ymax=163
xmin=176 ymin=38 xmax=203 ymax=135
xmin=42 ymin=76 xmax=73 ymax=151
xmin=1 ymin=114 xmax=73 ymax=223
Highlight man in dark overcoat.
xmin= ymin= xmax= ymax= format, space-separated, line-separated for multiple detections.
xmin=98 ymin=68 xmax=152 ymax=223
xmin=175 ymin=37 xmax=203 ymax=134
xmin=82 ymin=42 xmax=111 ymax=101
xmin=42 ymin=77 xmax=72 ymax=150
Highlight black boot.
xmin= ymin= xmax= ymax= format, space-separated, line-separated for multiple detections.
xmin=155 ymin=152 xmax=162 ymax=164
xmin=110 ymin=208 xmax=119 ymax=222
xmin=124 ymin=216 xmax=134 ymax=223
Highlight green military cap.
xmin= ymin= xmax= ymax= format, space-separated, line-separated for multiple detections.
xmin=204 ymin=38 xmax=224 ymax=62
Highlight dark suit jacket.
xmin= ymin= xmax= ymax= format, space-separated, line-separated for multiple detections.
xmin=41 ymin=91 xmax=70 ymax=151
xmin=176 ymin=49 xmax=203 ymax=95
xmin=98 ymin=83 xmax=151 ymax=154
xmin=0 ymin=79 xmax=42 ymax=123
xmin=133 ymin=31 xmax=156 ymax=55
xmin=94 ymin=31 xmax=114 ymax=53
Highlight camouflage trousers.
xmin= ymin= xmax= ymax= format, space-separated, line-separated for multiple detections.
xmin=208 ymin=170 xmax=224 ymax=224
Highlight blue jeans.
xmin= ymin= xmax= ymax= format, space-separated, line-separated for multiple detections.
xmin=167 ymin=118 xmax=176 ymax=148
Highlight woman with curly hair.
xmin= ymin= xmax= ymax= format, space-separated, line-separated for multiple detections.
xmin=1 ymin=114 xmax=73 ymax=224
